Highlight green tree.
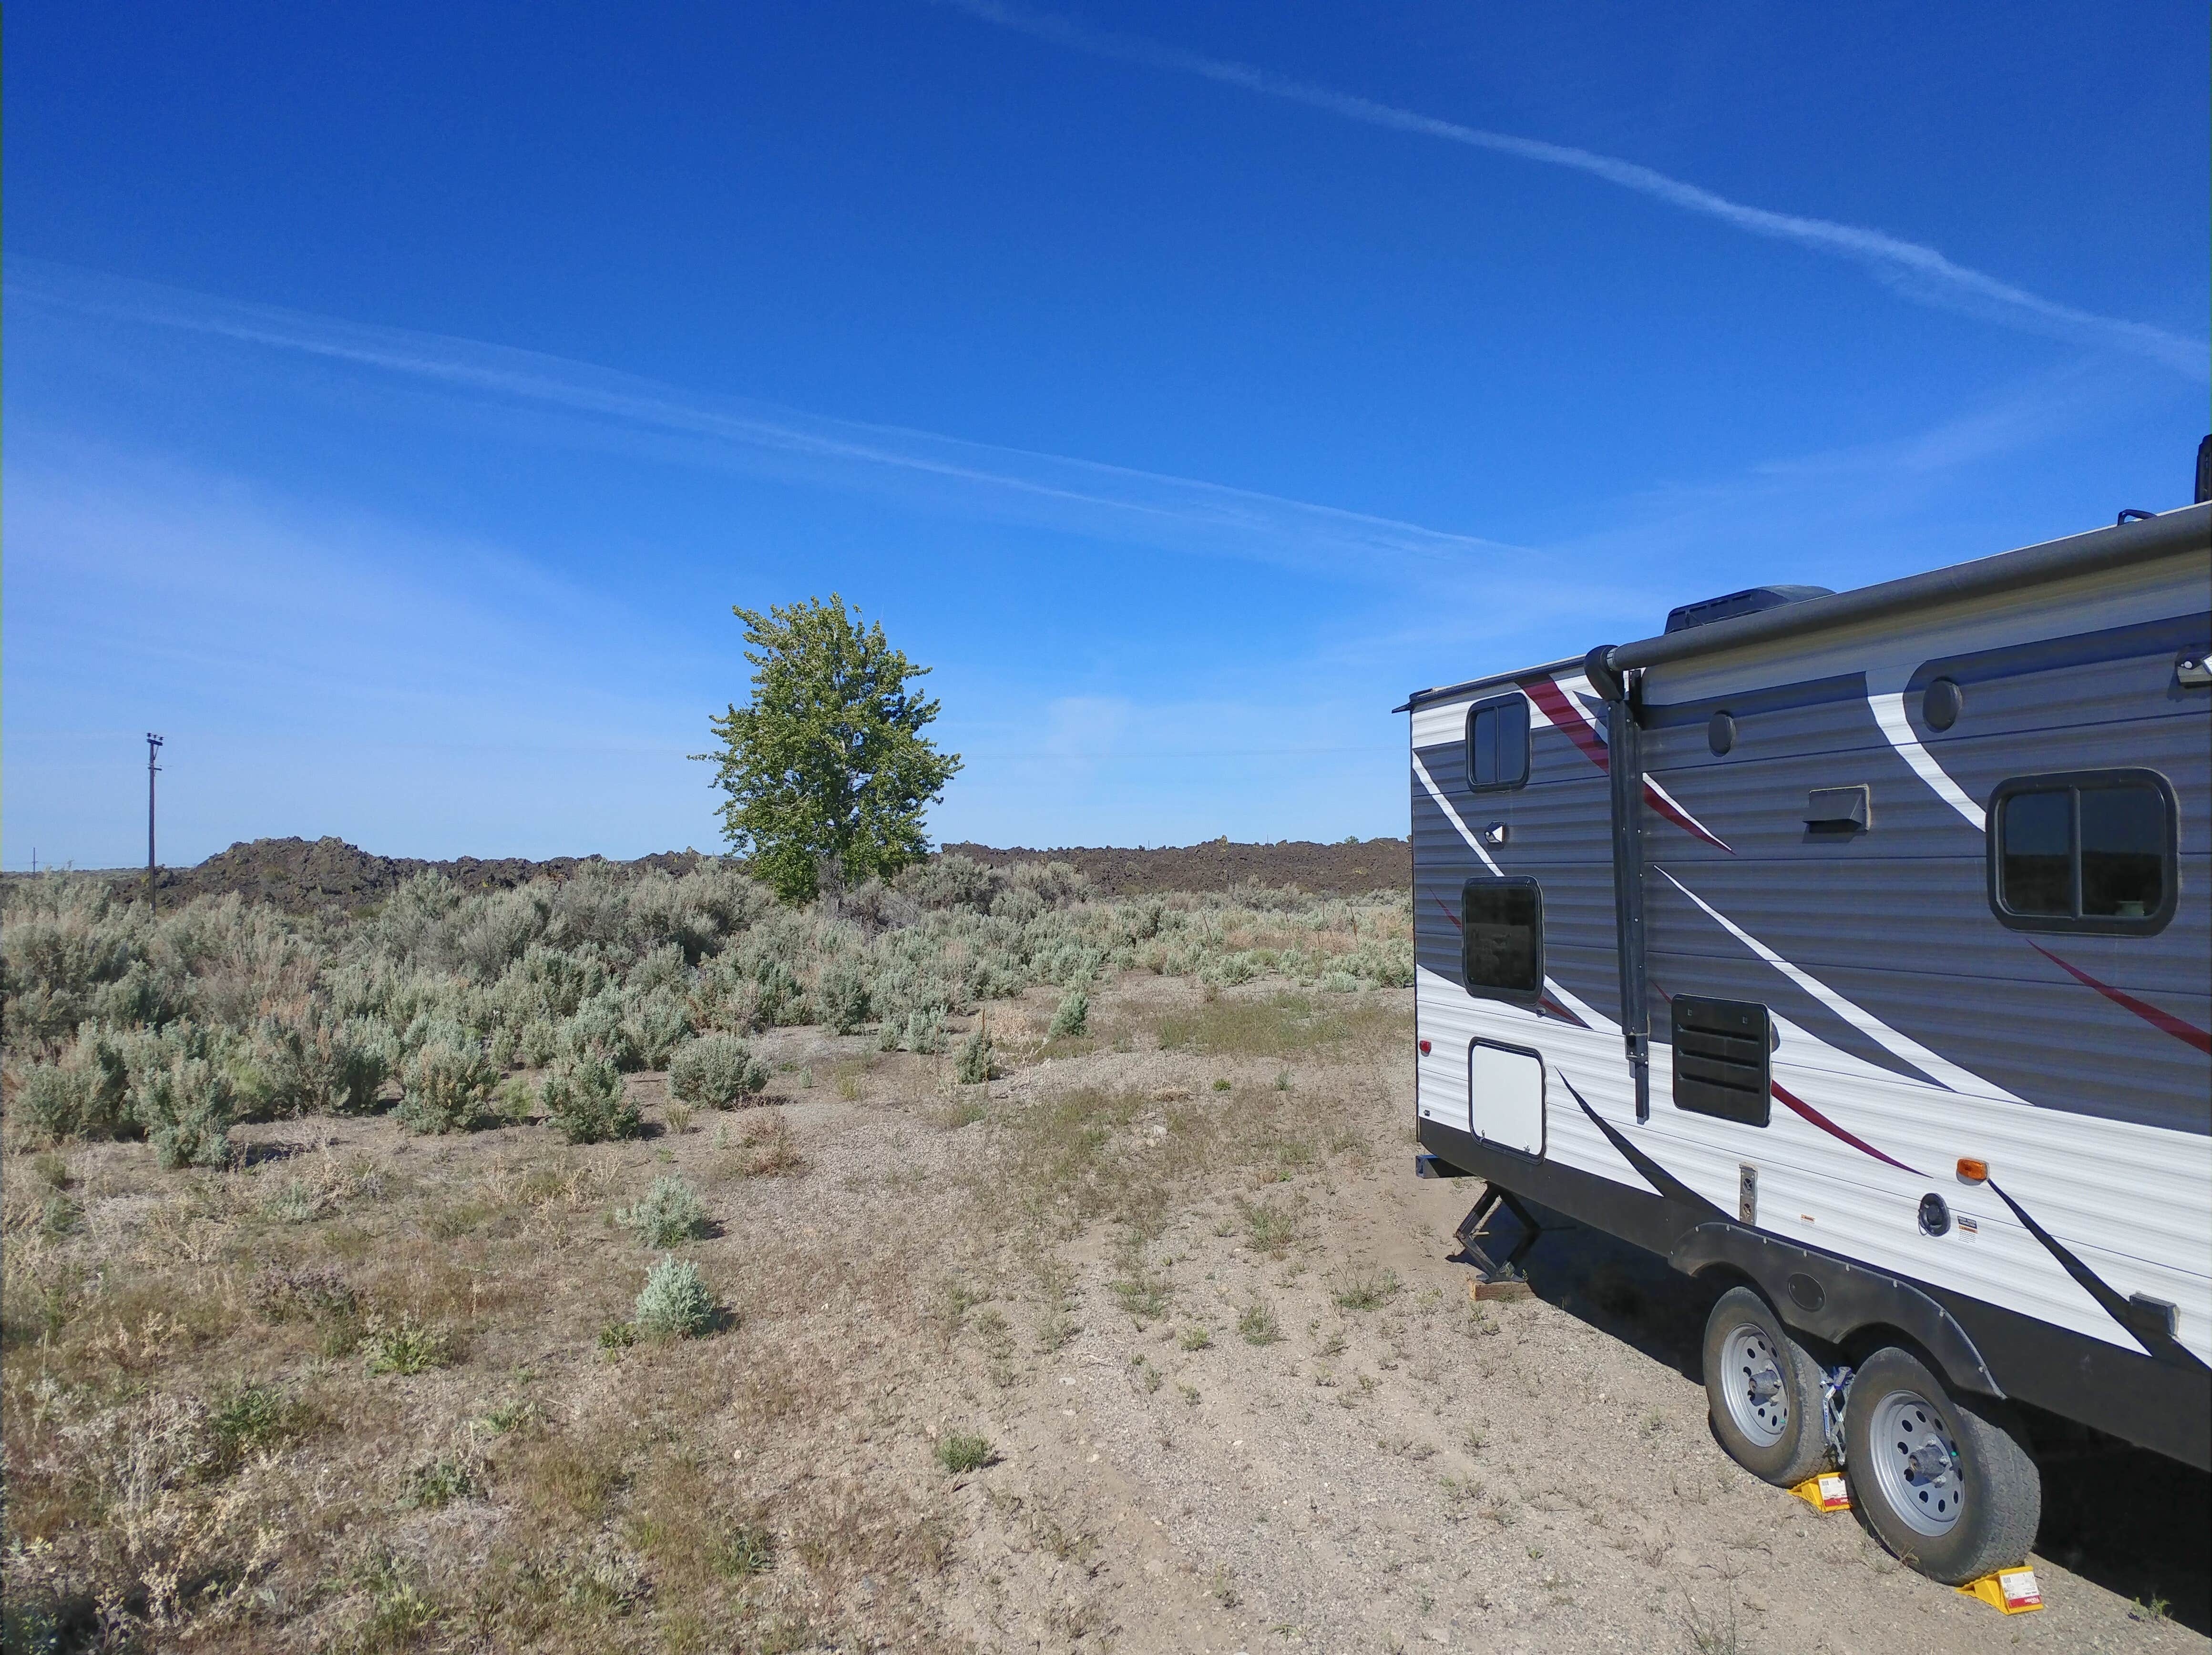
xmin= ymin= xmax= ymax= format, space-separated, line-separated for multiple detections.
xmin=696 ymin=595 xmax=962 ymax=902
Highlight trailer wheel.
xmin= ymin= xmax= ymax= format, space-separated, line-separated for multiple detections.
xmin=1842 ymin=1345 xmax=2041 ymax=1585
xmin=1701 ymin=1286 xmax=1831 ymax=1486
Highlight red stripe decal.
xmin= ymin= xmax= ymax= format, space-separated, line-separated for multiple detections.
xmin=2029 ymin=942 xmax=2212 ymax=1055
xmin=1434 ymin=897 xmax=1462 ymax=930
xmin=1518 ymin=675 xmax=1732 ymax=853
xmin=1518 ymin=676 xmax=1610 ymax=770
xmin=1645 ymin=787 xmax=1734 ymax=854
xmin=1770 ymin=1080 xmax=1922 ymax=1175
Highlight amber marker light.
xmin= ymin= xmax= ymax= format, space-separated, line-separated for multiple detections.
xmin=1956 ymin=1158 xmax=1989 ymax=1185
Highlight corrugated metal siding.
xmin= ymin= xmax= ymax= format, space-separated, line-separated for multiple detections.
xmin=1411 ymin=550 xmax=2212 ymax=1366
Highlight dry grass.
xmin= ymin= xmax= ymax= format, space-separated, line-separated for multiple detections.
xmin=1154 ymin=989 xmax=1397 ymax=1058
xmin=0 ymin=968 xmax=1410 ymax=1652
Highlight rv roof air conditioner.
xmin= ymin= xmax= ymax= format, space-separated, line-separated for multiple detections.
xmin=1664 ymin=584 xmax=1833 ymax=634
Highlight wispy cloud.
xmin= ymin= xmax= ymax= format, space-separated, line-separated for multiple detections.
xmin=940 ymin=0 xmax=2208 ymax=381
xmin=6 ymin=258 xmax=1524 ymax=580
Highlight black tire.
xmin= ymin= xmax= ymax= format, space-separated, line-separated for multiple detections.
xmin=1701 ymin=1285 xmax=1832 ymax=1487
xmin=1843 ymin=1345 xmax=2041 ymax=1584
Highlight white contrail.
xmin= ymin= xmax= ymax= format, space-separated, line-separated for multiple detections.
xmin=6 ymin=259 xmax=1522 ymax=578
xmin=943 ymin=0 xmax=2206 ymax=380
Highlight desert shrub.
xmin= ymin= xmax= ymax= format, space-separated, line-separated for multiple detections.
xmin=876 ymin=1000 xmax=946 ymax=1053
xmin=898 ymin=851 xmax=997 ymax=912
xmin=903 ymin=1005 xmax=946 ymax=1054
xmin=132 ymin=1052 xmax=237 ymax=1169
xmin=963 ymin=947 xmax=1026 ymax=1005
xmin=1007 ymin=858 xmax=1090 ymax=907
xmin=953 ymin=1026 xmax=993 ymax=1085
xmin=95 ymin=957 xmax=193 ymax=1031
xmin=239 ymin=1010 xmax=389 ymax=1118
xmin=496 ymin=944 xmax=605 ymax=1025
xmin=634 ymin=1256 xmax=716 ymax=1339
xmin=362 ymin=1317 xmax=453 ymax=1375
xmin=752 ymin=957 xmax=808 ymax=1027
xmin=727 ymin=1113 xmax=804 ymax=1177
xmin=617 ymin=1175 xmax=708 ymax=1248
xmin=208 ymin=1380 xmax=302 ymax=1465
xmin=1198 ymin=951 xmax=1262 ymax=988
xmin=560 ymin=988 xmax=641 ymax=1072
xmin=1238 ymin=1300 xmax=1282 ymax=1345
xmin=0 ymin=885 xmax=148 ymax=1052
xmin=1048 ymin=988 xmax=1089 ymax=1039
xmin=1329 ymin=1264 xmax=1401 ymax=1310
xmin=1239 ymin=1198 xmax=1298 ymax=1257
xmin=489 ymin=1074 xmax=539 ymax=1125
xmin=685 ymin=958 xmax=762 ymax=1034
xmin=712 ymin=1524 xmax=775 ymax=1580
xmin=620 ymin=985 xmax=691 ymax=1070
xmin=11 ymin=1022 xmax=133 ymax=1142
xmin=629 ymin=940 xmax=689 ymax=994
xmin=933 ymin=1430 xmax=994 ymax=1473
xmin=514 ymin=1016 xmax=561 ymax=1068
xmin=397 ymin=1035 xmax=496 ymax=1134
xmin=543 ymin=1052 xmax=641 ymax=1144
xmin=990 ymin=885 xmax=1044 ymax=925
xmin=668 ymin=1033 xmax=768 ymax=1109
xmin=817 ymin=956 xmax=870 ymax=1034
xmin=403 ymin=1453 xmax=479 ymax=1509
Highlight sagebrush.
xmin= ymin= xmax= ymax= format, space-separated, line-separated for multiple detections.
xmin=2 ymin=856 xmax=1411 ymax=1162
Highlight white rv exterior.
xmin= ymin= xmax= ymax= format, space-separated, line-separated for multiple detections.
xmin=1405 ymin=502 xmax=2211 ymax=1583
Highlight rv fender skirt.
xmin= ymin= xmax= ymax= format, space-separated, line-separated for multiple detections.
xmin=1701 ymin=1287 xmax=1832 ymax=1489
xmin=1843 ymin=1346 xmax=2042 ymax=1586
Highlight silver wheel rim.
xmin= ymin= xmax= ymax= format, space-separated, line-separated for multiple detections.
xmin=1867 ymin=1387 xmax=1964 ymax=1537
xmin=1719 ymin=1322 xmax=1789 ymax=1449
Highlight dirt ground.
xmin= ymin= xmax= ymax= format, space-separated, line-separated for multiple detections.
xmin=4 ymin=975 xmax=2204 ymax=1653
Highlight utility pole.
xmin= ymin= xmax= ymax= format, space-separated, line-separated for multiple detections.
xmin=146 ymin=733 xmax=164 ymax=912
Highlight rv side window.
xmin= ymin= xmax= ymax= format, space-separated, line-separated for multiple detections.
xmin=1461 ymin=878 xmax=1542 ymax=1002
xmin=1464 ymin=694 xmax=1530 ymax=790
xmin=1989 ymin=770 xmax=2176 ymax=935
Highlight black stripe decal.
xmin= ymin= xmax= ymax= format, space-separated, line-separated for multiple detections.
xmin=1986 ymin=1178 xmax=2208 ymax=1372
xmin=1559 ymin=1073 xmax=1724 ymax=1219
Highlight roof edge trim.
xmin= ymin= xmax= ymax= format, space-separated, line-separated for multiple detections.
xmin=1401 ymin=656 xmax=1585 ymax=714
xmin=1604 ymin=503 xmax=2212 ymax=678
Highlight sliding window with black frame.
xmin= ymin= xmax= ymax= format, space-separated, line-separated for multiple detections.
xmin=1463 ymin=693 xmax=1530 ymax=791
xmin=1988 ymin=769 xmax=2177 ymax=936
xmin=1460 ymin=877 xmax=1543 ymax=1004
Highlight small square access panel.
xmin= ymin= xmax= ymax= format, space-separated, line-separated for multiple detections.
xmin=1467 ymin=1040 xmax=1545 ymax=1158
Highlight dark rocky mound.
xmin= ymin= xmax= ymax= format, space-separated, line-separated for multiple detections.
xmin=133 ymin=837 xmax=710 ymax=912
xmin=941 ymin=838 xmax=1409 ymax=897
xmin=44 ymin=833 xmax=1408 ymax=912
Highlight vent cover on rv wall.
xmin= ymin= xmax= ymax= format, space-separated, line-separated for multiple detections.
xmin=1664 ymin=584 xmax=1833 ymax=634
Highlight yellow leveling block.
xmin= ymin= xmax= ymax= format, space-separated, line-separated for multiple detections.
xmin=1956 ymin=1567 xmax=2044 ymax=1614
xmin=1788 ymin=1472 xmax=1851 ymax=1513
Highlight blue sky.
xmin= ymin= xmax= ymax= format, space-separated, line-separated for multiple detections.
xmin=6 ymin=1 xmax=2205 ymax=867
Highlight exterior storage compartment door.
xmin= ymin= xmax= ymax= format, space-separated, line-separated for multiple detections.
xmin=1468 ymin=1040 xmax=1546 ymax=1157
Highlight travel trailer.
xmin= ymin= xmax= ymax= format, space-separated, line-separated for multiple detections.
xmin=1403 ymin=499 xmax=2211 ymax=1585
